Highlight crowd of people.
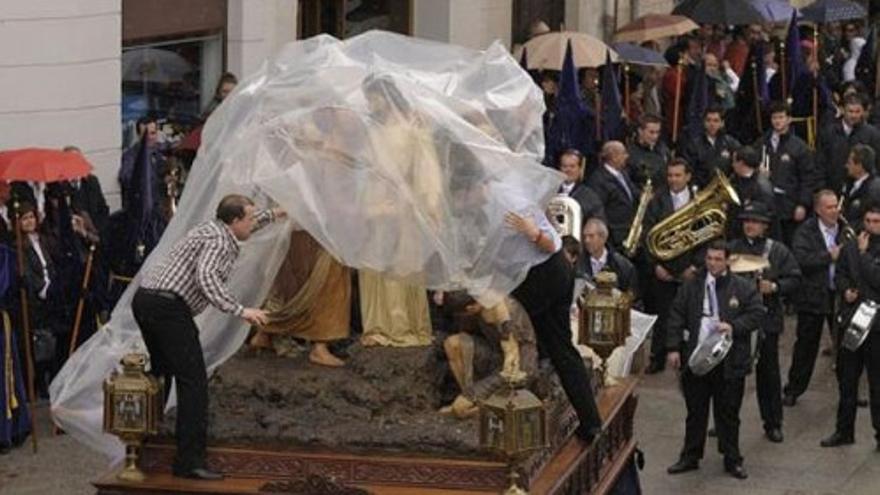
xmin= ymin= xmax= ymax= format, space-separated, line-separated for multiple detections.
xmin=536 ymin=16 xmax=880 ymax=481
xmin=3 ymin=15 xmax=880 ymax=491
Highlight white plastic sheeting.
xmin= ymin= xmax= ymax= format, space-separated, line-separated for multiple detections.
xmin=50 ymin=31 xmax=564 ymax=459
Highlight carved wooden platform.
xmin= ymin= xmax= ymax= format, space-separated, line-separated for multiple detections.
xmin=94 ymin=378 xmax=638 ymax=495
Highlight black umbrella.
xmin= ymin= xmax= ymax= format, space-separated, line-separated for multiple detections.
xmin=800 ymin=0 xmax=867 ymax=24
xmin=672 ymin=0 xmax=766 ymax=26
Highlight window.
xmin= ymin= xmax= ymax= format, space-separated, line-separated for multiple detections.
xmin=121 ymin=35 xmax=223 ymax=148
xmin=299 ymin=0 xmax=411 ymax=39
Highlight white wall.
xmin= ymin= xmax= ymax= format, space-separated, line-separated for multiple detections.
xmin=0 ymin=0 xmax=122 ymax=205
xmin=413 ymin=0 xmax=512 ymax=51
xmin=227 ymin=0 xmax=298 ymax=81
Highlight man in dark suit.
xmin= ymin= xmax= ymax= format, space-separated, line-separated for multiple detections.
xmin=817 ymin=93 xmax=880 ymax=193
xmin=729 ymin=202 xmax=801 ymax=443
xmin=821 ymin=205 xmax=880 ymax=449
xmin=588 ymin=141 xmax=640 ymax=251
xmin=557 ymin=149 xmax=605 ymax=222
xmin=756 ymin=101 xmax=820 ymax=245
xmin=643 ymin=158 xmax=700 ymax=373
xmin=784 ymin=190 xmax=848 ymax=407
xmin=679 ymin=107 xmax=740 ymax=188
xmin=575 ymin=217 xmax=638 ymax=297
xmin=840 ymin=144 xmax=880 ymax=231
xmin=63 ymin=146 xmax=110 ymax=235
xmin=728 ymin=146 xmax=779 ymax=240
xmin=666 ymin=240 xmax=764 ymax=480
xmin=627 ymin=113 xmax=671 ymax=187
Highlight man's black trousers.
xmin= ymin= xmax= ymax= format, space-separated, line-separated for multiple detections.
xmin=512 ymin=251 xmax=603 ymax=437
xmin=680 ymin=365 xmax=745 ymax=466
xmin=756 ymin=331 xmax=783 ymax=431
xmin=132 ymin=288 xmax=208 ymax=473
xmin=835 ymin=332 xmax=880 ymax=441
xmin=786 ymin=294 xmax=836 ymax=399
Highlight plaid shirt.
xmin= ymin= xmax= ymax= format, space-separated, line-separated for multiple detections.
xmin=141 ymin=209 xmax=275 ymax=316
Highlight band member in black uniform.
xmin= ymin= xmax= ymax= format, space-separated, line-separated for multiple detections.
xmin=643 ymin=158 xmax=700 ymax=373
xmin=756 ymin=102 xmax=819 ymax=246
xmin=729 ymin=202 xmax=801 ymax=443
xmin=557 ymin=149 xmax=606 ymax=222
xmin=728 ymin=146 xmax=779 ymax=240
xmin=840 ymin=144 xmax=880 ymax=231
xmin=783 ymin=190 xmax=846 ymax=407
xmin=506 ymin=209 xmax=603 ymax=441
xmin=666 ymin=240 xmax=764 ymax=479
xmin=679 ymin=107 xmax=741 ymax=189
xmin=817 ymin=93 xmax=880 ymax=194
xmin=821 ymin=206 xmax=880 ymax=449
xmin=627 ymin=113 xmax=671 ymax=187
xmin=589 ymin=141 xmax=640 ymax=251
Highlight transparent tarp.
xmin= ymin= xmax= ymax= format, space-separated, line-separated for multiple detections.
xmin=50 ymin=31 xmax=563 ymax=459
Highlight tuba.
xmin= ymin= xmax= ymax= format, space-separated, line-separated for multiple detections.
xmin=646 ymin=169 xmax=740 ymax=261
xmin=546 ymin=195 xmax=583 ymax=241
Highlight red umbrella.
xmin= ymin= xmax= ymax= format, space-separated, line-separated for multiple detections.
xmin=0 ymin=147 xmax=93 ymax=183
xmin=176 ymin=125 xmax=203 ymax=152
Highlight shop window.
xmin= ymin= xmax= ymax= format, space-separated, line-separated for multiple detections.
xmin=121 ymin=35 xmax=223 ymax=148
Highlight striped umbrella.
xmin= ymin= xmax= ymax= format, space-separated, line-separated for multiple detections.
xmin=614 ymin=14 xmax=699 ymax=44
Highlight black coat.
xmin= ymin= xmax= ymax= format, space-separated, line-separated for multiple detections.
xmin=792 ymin=217 xmax=847 ymax=314
xmin=587 ymin=165 xmax=641 ymax=250
xmin=564 ymin=183 xmax=606 ymax=223
xmin=667 ymin=270 xmax=764 ymax=378
xmin=836 ymin=236 xmax=880 ymax=327
xmin=754 ymin=130 xmax=820 ymax=219
xmin=574 ymin=248 xmax=639 ymax=298
xmin=642 ymin=186 xmax=701 ymax=276
xmin=69 ymin=175 xmax=110 ymax=236
xmin=22 ymin=235 xmax=63 ymax=332
xmin=627 ymin=140 xmax=671 ymax=187
xmin=840 ymin=175 xmax=880 ymax=231
xmin=679 ymin=132 xmax=741 ymax=188
xmin=727 ymin=173 xmax=779 ymax=240
xmin=817 ymin=120 xmax=880 ymax=193
xmin=728 ymin=237 xmax=801 ymax=332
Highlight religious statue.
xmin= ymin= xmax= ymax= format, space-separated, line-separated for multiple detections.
xmin=440 ymin=292 xmax=538 ymax=418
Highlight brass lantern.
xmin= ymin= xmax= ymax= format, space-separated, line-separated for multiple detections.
xmin=579 ymin=271 xmax=632 ymax=370
xmin=103 ymin=353 xmax=164 ymax=482
xmin=479 ymin=375 xmax=547 ymax=495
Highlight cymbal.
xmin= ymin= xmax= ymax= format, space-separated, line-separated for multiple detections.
xmin=728 ymin=254 xmax=769 ymax=274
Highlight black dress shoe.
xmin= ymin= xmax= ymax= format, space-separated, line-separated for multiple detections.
xmin=858 ymin=398 xmax=869 ymax=408
xmin=707 ymin=427 xmax=716 ymax=437
xmin=765 ymin=428 xmax=784 ymax=443
xmin=820 ymin=432 xmax=854 ymax=448
xmin=725 ymin=463 xmax=748 ymax=480
xmin=0 ymin=445 xmax=10 ymax=455
xmin=782 ymin=394 xmax=797 ymax=407
xmin=173 ymin=467 xmax=225 ymax=481
xmin=576 ymin=425 xmax=602 ymax=443
xmin=667 ymin=458 xmax=699 ymax=474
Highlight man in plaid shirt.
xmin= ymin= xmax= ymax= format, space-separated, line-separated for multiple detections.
xmin=132 ymin=194 xmax=284 ymax=480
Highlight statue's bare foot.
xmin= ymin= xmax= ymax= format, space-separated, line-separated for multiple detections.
xmin=309 ymin=344 xmax=345 ymax=367
xmin=360 ymin=334 xmax=382 ymax=347
xmin=438 ymin=405 xmax=454 ymax=415
xmin=249 ymin=331 xmax=272 ymax=350
xmin=450 ymin=395 xmax=478 ymax=419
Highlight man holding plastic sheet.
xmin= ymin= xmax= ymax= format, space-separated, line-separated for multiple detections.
xmin=821 ymin=205 xmax=880 ymax=450
xmin=132 ymin=194 xmax=284 ymax=480
xmin=666 ymin=240 xmax=763 ymax=480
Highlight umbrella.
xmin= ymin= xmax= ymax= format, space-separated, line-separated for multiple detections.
xmin=749 ymin=0 xmax=801 ymax=23
xmin=611 ymin=43 xmax=670 ymax=67
xmin=673 ymin=0 xmax=767 ymax=25
xmin=0 ymin=148 xmax=92 ymax=182
xmin=122 ymin=47 xmax=193 ymax=84
xmin=522 ymin=31 xmax=618 ymax=70
xmin=614 ymin=14 xmax=699 ymax=43
xmin=800 ymin=0 xmax=867 ymax=23
xmin=177 ymin=125 xmax=203 ymax=152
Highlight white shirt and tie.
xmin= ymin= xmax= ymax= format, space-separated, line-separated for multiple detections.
xmin=850 ymin=174 xmax=869 ymax=197
xmin=559 ymin=182 xmax=576 ymax=196
xmin=770 ymin=132 xmax=781 ymax=152
xmin=670 ymin=188 xmax=690 ymax=211
xmin=818 ymin=221 xmax=839 ymax=290
xmin=699 ymin=273 xmax=721 ymax=345
xmin=590 ymin=248 xmax=608 ymax=277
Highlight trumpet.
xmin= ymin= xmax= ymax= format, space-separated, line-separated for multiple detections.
xmin=622 ymin=178 xmax=653 ymax=258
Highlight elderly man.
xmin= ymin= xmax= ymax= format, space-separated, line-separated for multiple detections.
xmin=588 ymin=141 xmax=640 ymax=251
xmin=575 ymin=218 xmax=638 ymax=297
